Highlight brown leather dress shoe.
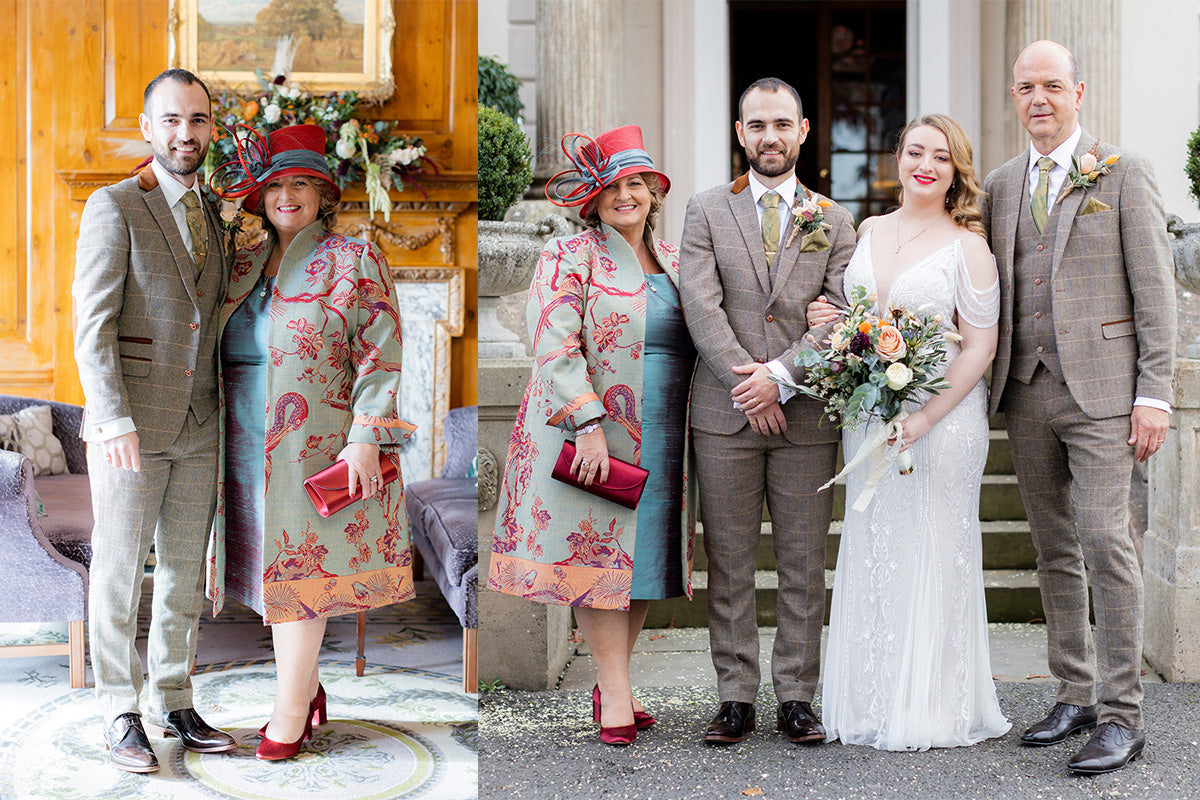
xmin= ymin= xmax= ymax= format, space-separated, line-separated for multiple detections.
xmin=153 ymin=708 xmax=237 ymax=753
xmin=1068 ymin=722 xmax=1145 ymax=774
xmin=778 ymin=700 xmax=826 ymax=744
xmin=1020 ymin=702 xmax=1099 ymax=746
xmin=105 ymin=713 xmax=159 ymax=773
xmin=703 ymin=701 xmax=755 ymax=744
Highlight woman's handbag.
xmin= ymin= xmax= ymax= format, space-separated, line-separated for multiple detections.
xmin=303 ymin=453 xmax=399 ymax=517
xmin=551 ymin=440 xmax=649 ymax=510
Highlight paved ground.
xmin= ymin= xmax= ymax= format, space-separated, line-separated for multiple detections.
xmin=479 ymin=626 xmax=1197 ymax=800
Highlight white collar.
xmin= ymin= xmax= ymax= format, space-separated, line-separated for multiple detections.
xmin=747 ymin=171 xmax=797 ymax=208
xmin=150 ymin=158 xmax=203 ymax=209
xmin=1026 ymin=126 xmax=1083 ymax=175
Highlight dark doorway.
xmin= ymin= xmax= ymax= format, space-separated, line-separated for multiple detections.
xmin=728 ymin=0 xmax=907 ymax=223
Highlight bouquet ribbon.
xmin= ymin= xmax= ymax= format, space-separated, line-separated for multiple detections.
xmin=818 ymin=411 xmax=909 ymax=513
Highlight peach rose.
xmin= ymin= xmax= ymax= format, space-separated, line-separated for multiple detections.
xmin=874 ymin=324 xmax=907 ymax=361
xmin=1078 ymin=153 xmax=1097 ymax=175
xmin=830 ymin=322 xmax=853 ymax=352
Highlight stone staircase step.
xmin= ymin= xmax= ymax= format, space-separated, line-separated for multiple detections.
xmin=827 ymin=429 xmax=1012 ymax=475
xmin=692 ymin=519 xmax=1037 ymax=572
xmin=645 ymin=569 xmax=1045 ymax=629
xmin=756 ymin=474 xmax=1026 ymax=523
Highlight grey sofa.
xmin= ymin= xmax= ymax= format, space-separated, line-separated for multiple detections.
xmin=406 ymin=406 xmax=478 ymax=692
xmin=0 ymin=395 xmax=93 ymax=687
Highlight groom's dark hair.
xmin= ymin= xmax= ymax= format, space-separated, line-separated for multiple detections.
xmin=738 ymin=78 xmax=803 ymax=122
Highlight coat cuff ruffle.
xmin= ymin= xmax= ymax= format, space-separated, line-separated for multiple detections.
xmin=349 ymin=415 xmax=418 ymax=446
xmin=547 ymin=393 xmax=606 ymax=432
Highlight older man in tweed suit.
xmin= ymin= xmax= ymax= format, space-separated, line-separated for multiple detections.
xmin=681 ymin=78 xmax=855 ymax=746
xmin=983 ymin=41 xmax=1176 ymax=774
xmin=73 ymin=69 xmax=235 ymax=772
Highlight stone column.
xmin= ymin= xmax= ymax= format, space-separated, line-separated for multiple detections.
xmin=1004 ymin=0 xmax=1120 ymax=153
xmin=533 ymin=0 xmax=624 ymax=180
xmin=1144 ymin=359 xmax=1200 ymax=681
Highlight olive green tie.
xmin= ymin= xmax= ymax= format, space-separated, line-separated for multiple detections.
xmin=1030 ymin=156 xmax=1055 ymax=234
xmin=181 ymin=191 xmax=207 ymax=274
xmin=761 ymin=190 xmax=780 ymax=267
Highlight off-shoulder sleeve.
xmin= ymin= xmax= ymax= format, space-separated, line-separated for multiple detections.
xmin=955 ymin=245 xmax=1000 ymax=329
xmin=526 ymin=235 xmax=608 ymax=432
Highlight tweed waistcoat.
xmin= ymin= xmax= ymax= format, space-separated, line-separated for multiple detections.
xmin=186 ymin=220 xmax=224 ymax=423
xmin=1009 ymin=190 xmax=1064 ymax=383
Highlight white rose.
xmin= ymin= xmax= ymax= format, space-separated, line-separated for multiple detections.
xmin=263 ymin=103 xmax=282 ymax=124
xmin=335 ymin=138 xmax=357 ymax=159
xmin=1078 ymin=152 xmax=1097 ymax=174
xmin=287 ymin=86 xmax=301 ymax=99
xmin=885 ymin=362 xmax=913 ymax=391
xmin=339 ymin=120 xmax=360 ymax=140
xmin=396 ymin=148 xmax=414 ymax=166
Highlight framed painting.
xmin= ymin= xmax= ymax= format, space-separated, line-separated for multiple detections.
xmin=169 ymin=0 xmax=395 ymax=101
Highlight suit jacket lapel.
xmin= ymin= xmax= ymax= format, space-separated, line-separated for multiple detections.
xmin=1050 ymin=131 xmax=1095 ymax=275
xmin=138 ymin=166 xmax=201 ymax=305
xmin=728 ymin=177 xmax=772 ymax=296
xmin=768 ymin=186 xmax=808 ymax=305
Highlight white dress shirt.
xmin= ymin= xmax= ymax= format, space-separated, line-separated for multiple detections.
xmin=88 ymin=161 xmax=205 ymax=442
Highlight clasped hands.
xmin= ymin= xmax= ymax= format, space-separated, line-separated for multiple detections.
xmin=731 ymin=363 xmax=786 ymax=435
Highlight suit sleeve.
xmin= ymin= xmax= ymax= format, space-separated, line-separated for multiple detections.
xmin=775 ymin=204 xmax=856 ymax=380
xmin=72 ymin=189 xmax=134 ymax=428
xmin=1119 ymin=154 xmax=1176 ymax=406
xmin=679 ymin=195 xmax=756 ymax=392
xmin=526 ymin=237 xmax=607 ymax=432
xmin=346 ymin=242 xmax=417 ymax=446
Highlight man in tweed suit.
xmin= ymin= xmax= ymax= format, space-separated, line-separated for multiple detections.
xmin=983 ymin=41 xmax=1175 ymax=774
xmin=681 ymin=78 xmax=855 ymax=745
xmin=73 ymin=69 xmax=235 ymax=772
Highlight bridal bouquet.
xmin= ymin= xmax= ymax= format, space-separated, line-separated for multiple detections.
xmin=772 ymin=285 xmax=956 ymax=510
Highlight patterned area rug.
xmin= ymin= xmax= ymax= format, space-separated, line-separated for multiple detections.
xmin=0 ymin=580 xmax=476 ymax=799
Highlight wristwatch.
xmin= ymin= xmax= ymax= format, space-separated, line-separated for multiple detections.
xmin=576 ymin=420 xmax=604 ymax=435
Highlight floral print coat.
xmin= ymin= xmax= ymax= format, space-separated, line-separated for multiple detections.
xmin=488 ymin=225 xmax=695 ymax=610
xmin=207 ymin=220 xmax=417 ymax=623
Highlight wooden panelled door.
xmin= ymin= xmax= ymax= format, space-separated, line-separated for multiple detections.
xmin=728 ymin=0 xmax=907 ymax=224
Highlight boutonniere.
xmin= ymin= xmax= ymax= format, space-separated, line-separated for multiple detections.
xmin=218 ymin=197 xmax=245 ymax=253
xmin=1058 ymin=146 xmax=1120 ymax=202
xmin=785 ymin=192 xmax=835 ymax=252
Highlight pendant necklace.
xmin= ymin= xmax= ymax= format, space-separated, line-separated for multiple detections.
xmin=895 ymin=212 xmax=933 ymax=254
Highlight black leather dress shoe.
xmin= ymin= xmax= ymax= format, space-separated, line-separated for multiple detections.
xmin=155 ymin=708 xmax=237 ymax=753
xmin=703 ymin=701 xmax=755 ymax=744
xmin=1020 ymin=702 xmax=1099 ymax=746
xmin=1068 ymin=722 xmax=1145 ymax=774
xmin=777 ymin=700 xmax=826 ymax=744
xmin=105 ymin=713 xmax=159 ymax=773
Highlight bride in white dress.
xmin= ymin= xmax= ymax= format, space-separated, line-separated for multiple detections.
xmin=807 ymin=114 xmax=1010 ymax=751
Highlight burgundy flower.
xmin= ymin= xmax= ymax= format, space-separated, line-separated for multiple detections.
xmin=849 ymin=331 xmax=870 ymax=355
xmin=829 ymin=360 xmax=845 ymax=374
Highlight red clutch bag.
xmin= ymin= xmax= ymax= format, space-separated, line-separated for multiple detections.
xmin=303 ymin=454 xmax=399 ymax=518
xmin=551 ymin=440 xmax=649 ymax=510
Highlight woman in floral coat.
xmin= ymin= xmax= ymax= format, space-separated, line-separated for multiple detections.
xmin=489 ymin=126 xmax=696 ymax=745
xmin=208 ymin=125 xmax=415 ymax=759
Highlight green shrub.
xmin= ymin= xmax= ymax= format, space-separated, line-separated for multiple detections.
xmin=1187 ymin=125 xmax=1200 ymax=206
xmin=479 ymin=55 xmax=524 ymax=123
xmin=479 ymin=105 xmax=533 ymax=221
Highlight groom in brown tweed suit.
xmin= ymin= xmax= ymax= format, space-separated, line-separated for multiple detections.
xmin=983 ymin=41 xmax=1176 ymax=774
xmin=73 ymin=69 xmax=235 ymax=772
xmin=680 ymin=78 xmax=855 ymax=745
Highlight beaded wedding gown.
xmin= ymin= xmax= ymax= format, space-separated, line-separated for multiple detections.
xmin=820 ymin=229 xmax=1011 ymax=751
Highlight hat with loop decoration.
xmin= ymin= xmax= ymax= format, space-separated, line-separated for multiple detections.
xmin=545 ymin=125 xmax=670 ymax=214
xmin=208 ymin=123 xmax=340 ymax=213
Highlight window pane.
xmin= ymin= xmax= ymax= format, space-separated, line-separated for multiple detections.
xmin=831 ymin=152 xmax=869 ymax=200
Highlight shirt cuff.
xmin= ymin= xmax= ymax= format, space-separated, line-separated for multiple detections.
xmin=1134 ymin=396 xmax=1172 ymax=414
xmin=766 ymin=360 xmax=795 ymax=405
xmin=86 ymin=416 xmax=136 ymax=443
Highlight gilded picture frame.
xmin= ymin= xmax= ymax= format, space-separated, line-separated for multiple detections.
xmin=168 ymin=0 xmax=396 ymax=102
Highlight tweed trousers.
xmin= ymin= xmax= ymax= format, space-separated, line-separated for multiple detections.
xmin=1003 ymin=366 xmax=1144 ymax=730
xmin=693 ymin=425 xmax=838 ymax=704
xmin=86 ymin=410 xmax=218 ymax=725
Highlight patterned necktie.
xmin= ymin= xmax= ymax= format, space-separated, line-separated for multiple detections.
xmin=181 ymin=191 xmax=207 ymax=274
xmin=1030 ymin=156 xmax=1055 ymax=234
xmin=761 ymin=190 xmax=781 ymax=267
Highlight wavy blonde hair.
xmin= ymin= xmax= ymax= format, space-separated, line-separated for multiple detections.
xmin=582 ymin=171 xmax=667 ymax=253
xmin=895 ymin=114 xmax=985 ymax=238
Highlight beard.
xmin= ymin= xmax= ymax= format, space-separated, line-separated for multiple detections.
xmin=151 ymin=138 xmax=208 ymax=177
xmin=747 ymin=146 xmax=799 ymax=178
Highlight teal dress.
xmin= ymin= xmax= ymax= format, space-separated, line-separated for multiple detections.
xmin=630 ymin=272 xmax=696 ymax=599
xmin=219 ymin=271 xmax=273 ymax=615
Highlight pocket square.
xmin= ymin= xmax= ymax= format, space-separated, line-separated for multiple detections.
xmin=1080 ymin=197 xmax=1111 ymax=216
xmin=798 ymin=229 xmax=831 ymax=253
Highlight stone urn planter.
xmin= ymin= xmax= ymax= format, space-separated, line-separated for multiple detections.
xmin=478 ymin=215 xmax=573 ymax=359
xmin=1168 ymin=214 xmax=1200 ymax=357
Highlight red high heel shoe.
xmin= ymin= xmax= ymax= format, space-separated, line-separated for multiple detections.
xmin=593 ymin=684 xmax=656 ymax=730
xmin=310 ymin=683 xmax=327 ymax=727
xmin=255 ymin=715 xmax=313 ymax=761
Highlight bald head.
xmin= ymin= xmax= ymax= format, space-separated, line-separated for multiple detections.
xmin=1011 ymin=40 xmax=1084 ymax=154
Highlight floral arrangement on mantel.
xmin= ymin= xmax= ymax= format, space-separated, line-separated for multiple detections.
xmin=203 ymin=69 xmax=437 ymax=223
